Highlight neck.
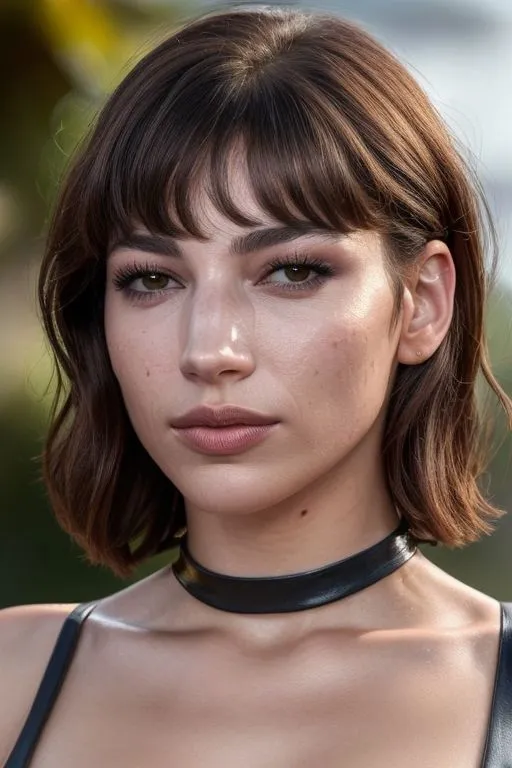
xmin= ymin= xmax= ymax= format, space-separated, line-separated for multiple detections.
xmin=183 ymin=457 xmax=399 ymax=578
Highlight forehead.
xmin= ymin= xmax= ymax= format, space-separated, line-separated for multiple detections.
xmin=192 ymin=155 xmax=270 ymax=241
xmin=119 ymin=149 xmax=386 ymax=258
xmin=117 ymin=147 xmax=378 ymax=256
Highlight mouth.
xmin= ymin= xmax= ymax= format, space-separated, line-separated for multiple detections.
xmin=170 ymin=404 xmax=279 ymax=429
xmin=172 ymin=423 xmax=278 ymax=456
xmin=170 ymin=405 xmax=280 ymax=455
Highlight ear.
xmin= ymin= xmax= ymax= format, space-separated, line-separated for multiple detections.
xmin=397 ymin=239 xmax=456 ymax=365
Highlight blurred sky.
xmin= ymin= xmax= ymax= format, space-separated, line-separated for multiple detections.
xmin=192 ymin=0 xmax=512 ymax=286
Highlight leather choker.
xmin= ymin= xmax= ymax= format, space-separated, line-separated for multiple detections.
xmin=172 ymin=517 xmax=417 ymax=614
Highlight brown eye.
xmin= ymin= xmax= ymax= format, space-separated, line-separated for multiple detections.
xmin=283 ymin=265 xmax=312 ymax=282
xmin=141 ymin=273 xmax=170 ymax=291
xmin=262 ymin=256 xmax=334 ymax=292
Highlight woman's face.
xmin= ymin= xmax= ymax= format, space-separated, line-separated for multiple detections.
xmin=104 ymin=171 xmax=402 ymax=517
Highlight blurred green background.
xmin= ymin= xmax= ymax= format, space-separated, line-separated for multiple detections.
xmin=0 ymin=0 xmax=510 ymax=609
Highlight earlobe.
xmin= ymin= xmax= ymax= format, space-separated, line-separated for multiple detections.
xmin=397 ymin=240 xmax=456 ymax=365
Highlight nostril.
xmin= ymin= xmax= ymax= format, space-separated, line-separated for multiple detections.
xmin=179 ymin=341 xmax=256 ymax=383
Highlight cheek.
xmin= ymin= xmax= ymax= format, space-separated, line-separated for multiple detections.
xmin=264 ymin=284 xmax=398 ymax=433
xmin=306 ymin=326 xmax=390 ymax=413
xmin=104 ymin=304 xmax=176 ymax=426
xmin=271 ymin=288 xmax=395 ymax=382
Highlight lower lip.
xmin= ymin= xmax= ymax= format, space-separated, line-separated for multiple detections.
xmin=172 ymin=424 xmax=278 ymax=455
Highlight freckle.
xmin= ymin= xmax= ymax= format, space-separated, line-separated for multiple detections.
xmin=314 ymin=369 xmax=319 ymax=376
xmin=331 ymin=340 xmax=339 ymax=350
xmin=300 ymin=509 xmax=308 ymax=517
xmin=145 ymin=368 xmax=150 ymax=377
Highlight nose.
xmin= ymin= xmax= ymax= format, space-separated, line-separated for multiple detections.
xmin=179 ymin=289 xmax=256 ymax=385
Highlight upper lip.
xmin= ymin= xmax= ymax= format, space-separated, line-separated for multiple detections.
xmin=171 ymin=405 xmax=279 ymax=428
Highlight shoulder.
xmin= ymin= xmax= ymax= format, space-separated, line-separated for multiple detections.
xmin=0 ymin=603 xmax=78 ymax=763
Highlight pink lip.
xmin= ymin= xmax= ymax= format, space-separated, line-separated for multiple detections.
xmin=172 ymin=424 xmax=277 ymax=455
xmin=171 ymin=405 xmax=278 ymax=429
xmin=170 ymin=405 xmax=280 ymax=455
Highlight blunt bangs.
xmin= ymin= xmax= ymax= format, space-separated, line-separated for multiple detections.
xmin=79 ymin=64 xmax=376 ymax=254
xmin=76 ymin=8 xmax=447 ymax=263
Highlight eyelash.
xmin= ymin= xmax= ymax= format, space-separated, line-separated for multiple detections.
xmin=111 ymin=252 xmax=336 ymax=304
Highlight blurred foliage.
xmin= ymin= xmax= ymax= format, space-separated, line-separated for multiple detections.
xmin=0 ymin=0 xmax=184 ymax=245
xmin=0 ymin=0 xmax=510 ymax=608
xmin=0 ymin=0 xmax=186 ymax=606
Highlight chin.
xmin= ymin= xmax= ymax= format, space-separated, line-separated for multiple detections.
xmin=167 ymin=461 xmax=306 ymax=518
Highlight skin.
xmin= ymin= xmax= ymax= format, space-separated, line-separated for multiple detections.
xmin=0 ymin=166 xmax=502 ymax=767
xmin=103 ymin=168 xmax=454 ymax=575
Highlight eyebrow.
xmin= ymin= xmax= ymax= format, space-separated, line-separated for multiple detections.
xmin=109 ymin=224 xmax=341 ymax=259
xmin=230 ymin=225 xmax=341 ymax=255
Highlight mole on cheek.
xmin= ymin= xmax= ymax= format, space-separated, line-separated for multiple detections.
xmin=145 ymin=368 xmax=150 ymax=378
xmin=300 ymin=509 xmax=308 ymax=517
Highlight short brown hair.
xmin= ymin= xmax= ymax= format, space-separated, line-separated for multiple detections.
xmin=39 ymin=7 xmax=512 ymax=576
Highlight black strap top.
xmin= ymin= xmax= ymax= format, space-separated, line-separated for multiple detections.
xmin=4 ymin=601 xmax=512 ymax=767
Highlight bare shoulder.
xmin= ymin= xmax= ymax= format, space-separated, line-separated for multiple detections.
xmin=0 ymin=603 xmax=78 ymax=763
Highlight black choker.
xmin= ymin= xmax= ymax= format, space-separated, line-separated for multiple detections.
xmin=172 ymin=518 xmax=417 ymax=614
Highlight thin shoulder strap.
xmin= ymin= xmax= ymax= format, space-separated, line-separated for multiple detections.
xmin=481 ymin=601 xmax=512 ymax=767
xmin=4 ymin=601 xmax=97 ymax=768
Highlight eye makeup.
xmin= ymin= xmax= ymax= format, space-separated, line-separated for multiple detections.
xmin=110 ymin=250 xmax=337 ymax=304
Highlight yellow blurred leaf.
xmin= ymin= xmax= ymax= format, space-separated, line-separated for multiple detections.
xmin=36 ymin=0 xmax=122 ymax=92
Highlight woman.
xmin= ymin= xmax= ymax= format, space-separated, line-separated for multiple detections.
xmin=1 ymin=5 xmax=511 ymax=766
